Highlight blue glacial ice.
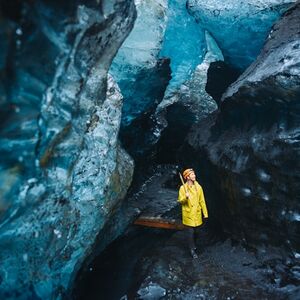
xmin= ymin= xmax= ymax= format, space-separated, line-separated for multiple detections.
xmin=157 ymin=30 xmax=222 ymax=115
xmin=110 ymin=0 xmax=168 ymax=127
xmin=159 ymin=0 xmax=206 ymax=96
xmin=111 ymin=0 xmax=296 ymax=133
xmin=153 ymin=29 xmax=223 ymax=139
xmin=187 ymin=0 xmax=297 ymax=69
xmin=113 ymin=0 xmax=295 ymax=131
xmin=0 ymin=1 xmax=136 ymax=298
xmin=111 ymin=0 xmax=209 ymax=128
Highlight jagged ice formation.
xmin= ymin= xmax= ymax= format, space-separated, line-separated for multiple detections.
xmin=0 ymin=1 xmax=135 ymax=299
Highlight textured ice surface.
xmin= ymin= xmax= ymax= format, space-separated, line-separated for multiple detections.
xmin=187 ymin=0 xmax=296 ymax=69
xmin=154 ymin=30 xmax=221 ymax=140
xmin=113 ymin=0 xmax=294 ymax=139
xmin=137 ymin=282 xmax=167 ymax=299
xmin=110 ymin=0 xmax=168 ymax=126
xmin=159 ymin=0 xmax=205 ymax=95
xmin=112 ymin=0 xmax=167 ymax=68
xmin=111 ymin=0 xmax=207 ymax=128
xmin=158 ymin=30 xmax=222 ymax=111
xmin=0 ymin=1 xmax=136 ymax=299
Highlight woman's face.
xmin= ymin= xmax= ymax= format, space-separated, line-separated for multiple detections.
xmin=188 ymin=171 xmax=196 ymax=181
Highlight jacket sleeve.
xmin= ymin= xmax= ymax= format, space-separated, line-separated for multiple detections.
xmin=178 ymin=185 xmax=187 ymax=204
xmin=199 ymin=185 xmax=208 ymax=218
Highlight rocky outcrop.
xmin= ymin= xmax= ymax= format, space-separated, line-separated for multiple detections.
xmin=0 ymin=1 xmax=135 ymax=299
xmin=184 ymin=1 xmax=300 ymax=251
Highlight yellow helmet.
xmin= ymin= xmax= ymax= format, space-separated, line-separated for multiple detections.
xmin=182 ymin=168 xmax=194 ymax=180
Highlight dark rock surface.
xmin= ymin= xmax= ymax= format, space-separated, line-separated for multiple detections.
xmin=0 ymin=1 xmax=136 ymax=299
xmin=183 ymin=1 xmax=300 ymax=251
xmin=132 ymin=231 xmax=299 ymax=300
xmin=74 ymin=224 xmax=300 ymax=299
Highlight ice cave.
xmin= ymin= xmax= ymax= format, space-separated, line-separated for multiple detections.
xmin=0 ymin=0 xmax=299 ymax=299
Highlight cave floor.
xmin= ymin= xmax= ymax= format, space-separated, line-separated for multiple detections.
xmin=74 ymin=225 xmax=299 ymax=300
xmin=127 ymin=228 xmax=296 ymax=300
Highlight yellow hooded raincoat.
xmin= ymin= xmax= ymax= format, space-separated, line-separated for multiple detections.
xmin=178 ymin=181 xmax=208 ymax=227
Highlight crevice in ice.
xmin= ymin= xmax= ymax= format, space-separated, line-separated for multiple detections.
xmin=159 ymin=0 xmax=205 ymax=95
xmin=205 ymin=61 xmax=241 ymax=105
xmin=153 ymin=30 xmax=223 ymax=147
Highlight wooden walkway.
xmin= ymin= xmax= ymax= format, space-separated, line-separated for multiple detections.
xmin=134 ymin=216 xmax=184 ymax=230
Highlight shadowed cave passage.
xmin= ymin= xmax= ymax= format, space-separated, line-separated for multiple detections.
xmin=73 ymin=56 xmax=299 ymax=299
xmin=205 ymin=61 xmax=241 ymax=106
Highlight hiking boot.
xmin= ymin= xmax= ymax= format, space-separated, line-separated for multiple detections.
xmin=190 ymin=248 xmax=198 ymax=259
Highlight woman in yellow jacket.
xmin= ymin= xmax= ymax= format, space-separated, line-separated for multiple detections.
xmin=178 ymin=168 xmax=208 ymax=258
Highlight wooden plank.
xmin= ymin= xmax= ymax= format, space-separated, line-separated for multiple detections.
xmin=134 ymin=217 xmax=185 ymax=230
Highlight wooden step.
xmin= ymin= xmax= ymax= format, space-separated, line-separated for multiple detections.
xmin=134 ymin=216 xmax=185 ymax=230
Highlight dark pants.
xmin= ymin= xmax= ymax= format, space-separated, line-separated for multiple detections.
xmin=186 ymin=226 xmax=198 ymax=250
